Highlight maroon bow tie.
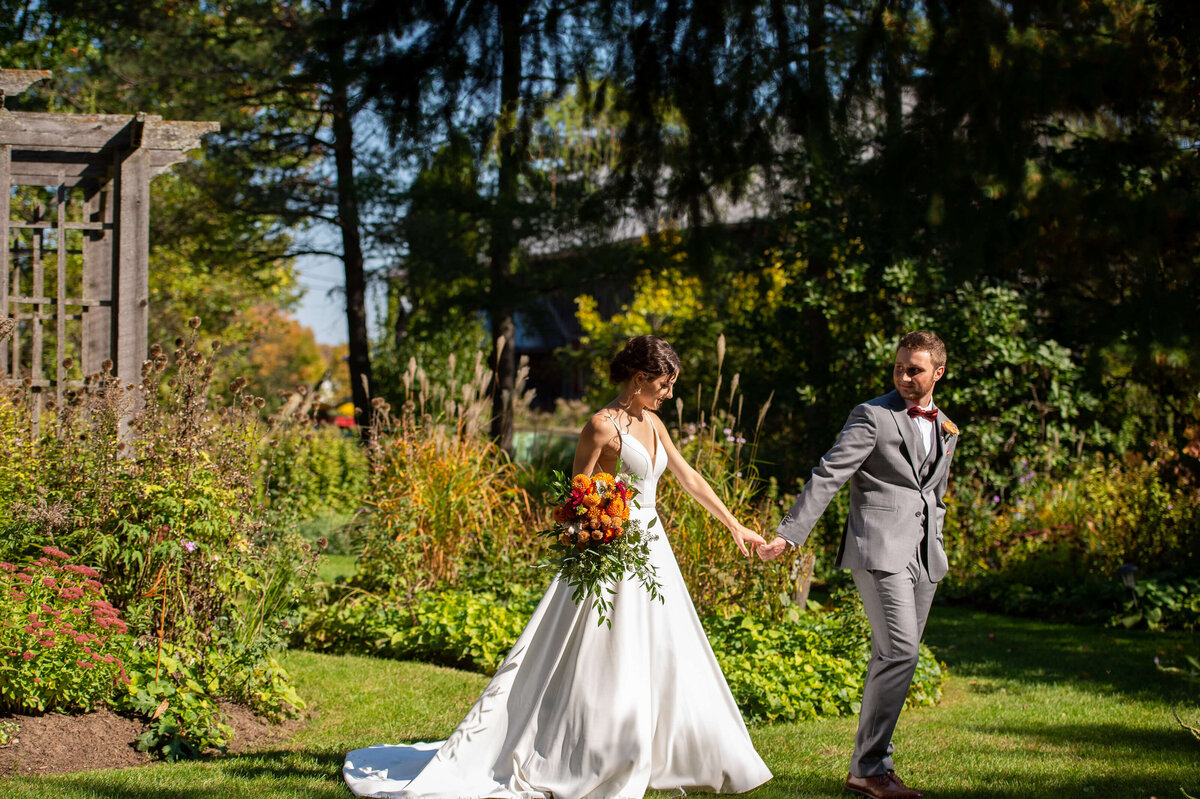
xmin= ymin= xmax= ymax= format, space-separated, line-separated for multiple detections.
xmin=907 ymin=406 xmax=938 ymax=422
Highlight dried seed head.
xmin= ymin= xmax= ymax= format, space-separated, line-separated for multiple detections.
xmin=188 ymin=316 xmax=201 ymax=329
xmin=101 ymin=359 xmax=113 ymax=372
xmin=211 ymin=340 xmax=221 ymax=352
xmin=371 ymin=397 xmax=385 ymax=408
xmin=174 ymin=337 xmax=184 ymax=348
xmin=62 ymin=356 xmax=74 ymax=369
xmin=149 ymin=343 xmax=163 ymax=357
xmin=22 ymin=377 xmax=32 ymax=388
xmin=187 ymin=349 xmax=203 ymax=364
xmin=254 ymin=396 xmax=266 ymax=408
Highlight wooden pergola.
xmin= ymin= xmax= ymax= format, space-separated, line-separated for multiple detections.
xmin=0 ymin=68 xmax=218 ymax=418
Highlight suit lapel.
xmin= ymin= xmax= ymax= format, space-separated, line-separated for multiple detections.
xmin=929 ymin=409 xmax=952 ymax=484
xmin=888 ymin=392 xmax=924 ymax=483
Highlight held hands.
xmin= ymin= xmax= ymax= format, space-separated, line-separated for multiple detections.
xmin=729 ymin=523 xmax=767 ymax=557
xmin=756 ymin=536 xmax=790 ymax=561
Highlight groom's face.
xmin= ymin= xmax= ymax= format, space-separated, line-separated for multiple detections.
xmin=893 ymin=347 xmax=944 ymax=404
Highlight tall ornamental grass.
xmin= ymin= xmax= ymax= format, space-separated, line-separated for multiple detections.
xmin=657 ymin=336 xmax=800 ymax=616
xmin=350 ymin=347 xmax=545 ymax=598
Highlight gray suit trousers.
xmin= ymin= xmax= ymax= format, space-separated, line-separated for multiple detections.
xmin=849 ymin=551 xmax=937 ymax=778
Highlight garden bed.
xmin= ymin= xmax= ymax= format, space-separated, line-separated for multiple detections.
xmin=0 ymin=702 xmax=306 ymax=776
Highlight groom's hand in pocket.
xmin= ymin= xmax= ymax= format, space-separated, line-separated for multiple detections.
xmin=757 ymin=536 xmax=790 ymax=561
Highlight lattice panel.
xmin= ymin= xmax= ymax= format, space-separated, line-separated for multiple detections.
xmin=3 ymin=179 xmax=114 ymax=415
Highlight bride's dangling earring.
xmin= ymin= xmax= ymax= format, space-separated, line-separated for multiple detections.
xmin=618 ymin=377 xmax=642 ymax=412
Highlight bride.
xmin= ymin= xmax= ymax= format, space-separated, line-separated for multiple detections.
xmin=344 ymin=335 xmax=772 ymax=799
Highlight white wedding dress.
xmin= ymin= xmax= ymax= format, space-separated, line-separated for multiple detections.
xmin=343 ymin=415 xmax=772 ymax=799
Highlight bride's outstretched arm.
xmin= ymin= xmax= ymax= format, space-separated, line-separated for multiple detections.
xmin=648 ymin=414 xmax=765 ymax=557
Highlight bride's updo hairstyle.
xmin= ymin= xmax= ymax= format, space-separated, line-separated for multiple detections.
xmin=609 ymin=335 xmax=682 ymax=385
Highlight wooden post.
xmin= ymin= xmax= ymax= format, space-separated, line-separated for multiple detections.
xmin=82 ymin=178 xmax=112 ymax=376
xmin=114 ymin=116 xmax=149 ymax=390
xmin=0 ymin=143 xmax=9 ymax=379
xmin=55 ymin=177 xmax=67 ymax=408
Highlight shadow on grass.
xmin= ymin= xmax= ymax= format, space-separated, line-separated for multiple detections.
xmin=24 ymin=749 xmax=348 ymax=799
xmin=972 ymin=719 xmax=1197 ymax=756
xmin=924 ymin=606 xmax=1197 ymax=703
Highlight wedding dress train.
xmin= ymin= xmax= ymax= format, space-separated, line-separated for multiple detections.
xmin=343 ymin=416 xmax=771 ymax=799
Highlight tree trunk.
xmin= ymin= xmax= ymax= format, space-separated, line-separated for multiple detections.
xmin=488 ymin=0 xmax=526 ymax=455
xmin=806 ymin=0 xmax=833 ymax=168
xmin=328 ymin=0 xmax=373 ymax=442
xmin=802 ymin=0 xmax=834 ymax=463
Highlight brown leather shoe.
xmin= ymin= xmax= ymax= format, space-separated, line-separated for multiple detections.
xmin=845 ymin=771 xmax=920 ymax=798
xmin=887 ymin=770 xmax=922 ymax=798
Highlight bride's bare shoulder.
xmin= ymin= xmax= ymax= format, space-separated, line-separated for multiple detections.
xmin=579 ymin=410 xmax=619 ymax=441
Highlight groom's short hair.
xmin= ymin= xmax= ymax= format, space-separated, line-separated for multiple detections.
xmin=898 ymin=330 xmax=947 ymax=369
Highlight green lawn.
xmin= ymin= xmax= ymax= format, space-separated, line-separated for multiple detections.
xmin=3 ymin=607 xmax=1196 ymax=798
xmin=317 ymin=553 xmax=357 ymax=584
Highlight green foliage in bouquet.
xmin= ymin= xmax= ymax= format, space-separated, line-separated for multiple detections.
xmin=540 ymin=469 xmax=661 ymax=627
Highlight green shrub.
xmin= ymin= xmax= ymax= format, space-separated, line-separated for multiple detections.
xmin=263 ymin=423 xmax=368 ymax=525
xmin=1114 ymin=574 xmax=1200 ymax=631
xmin=0 ymin=321 xmax=315 ymax=758
xmin=294 ymin=587 xmax=943 ymax=722
xmin=113 ymin=632 xmax=306 ymax=762
xmin=0 ymin=547 xmax=128 ymax=713
xmin=118 ymin=642 xmax=233 ymax=761
xmin=705 ymin=592 xmax=943 ymax=723
xmin=942 ymin=442 xmax=1200 ymax=623
xmin=294 ymin=588 xmax=539 ymax=673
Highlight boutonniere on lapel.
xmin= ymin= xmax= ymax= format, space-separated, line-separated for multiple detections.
xmin=941 ymin=420 xmax=960 ymax=441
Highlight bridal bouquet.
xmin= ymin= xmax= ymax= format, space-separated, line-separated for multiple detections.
xmin=540 ymin=470 xmax=661 ymax=627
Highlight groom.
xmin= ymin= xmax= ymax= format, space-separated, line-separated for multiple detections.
xmin=758 ymin=331 xmax=958 ymax=799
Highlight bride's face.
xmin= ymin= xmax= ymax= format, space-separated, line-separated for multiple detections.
xmin=637 ymin=372 xmax=678 ymax=411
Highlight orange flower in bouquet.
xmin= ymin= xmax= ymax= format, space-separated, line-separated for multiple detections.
xmin=540 ymin=468 xmax=661 ymax=626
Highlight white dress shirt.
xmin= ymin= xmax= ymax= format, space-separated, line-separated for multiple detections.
xmin=904 ymin=400 xmax=937 ymax=458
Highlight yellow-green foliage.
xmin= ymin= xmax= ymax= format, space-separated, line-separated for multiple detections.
xmin=949 ymin=447 xmax=1200 ymax=586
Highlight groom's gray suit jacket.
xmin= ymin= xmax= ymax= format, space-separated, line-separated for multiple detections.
xmin=776 ymin=390 xmax=957 ymax=581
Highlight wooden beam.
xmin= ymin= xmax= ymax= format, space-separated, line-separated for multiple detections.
xmin=0 ymin=111 xmax=218 ymax=153
xmin=7 ymin=149 xmax=188 ymax=183
xmin=0 ymin=69 xmax=52 ymax=101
